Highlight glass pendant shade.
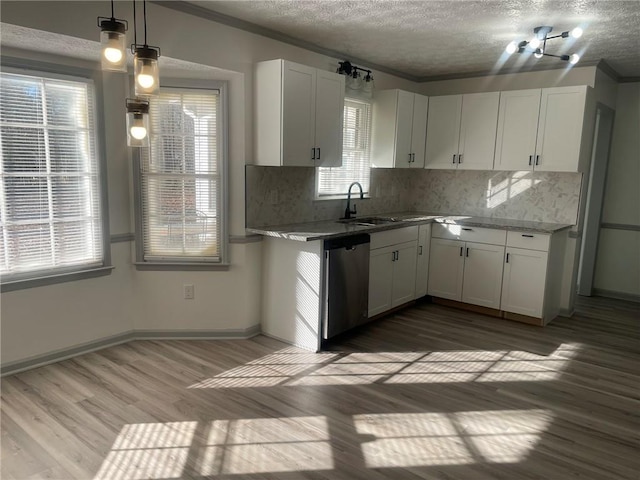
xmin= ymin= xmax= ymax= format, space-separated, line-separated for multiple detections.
xmin=126 ymin=99 xmax=150 ymax=147
xmin=99 ymin=18 xmax=127 ymax=72
xmin=134 ymin=46 xmax=160 ymax=96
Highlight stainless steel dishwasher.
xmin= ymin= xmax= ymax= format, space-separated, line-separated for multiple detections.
xmin=323 ymin=234 xmax=370 ymax=339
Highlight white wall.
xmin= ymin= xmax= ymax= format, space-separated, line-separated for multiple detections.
xmin=594 ymin=83 xmax=640 ymax=298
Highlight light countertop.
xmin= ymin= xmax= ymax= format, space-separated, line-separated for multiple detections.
xmin=247 ymin=212 xmax=573 ymax=242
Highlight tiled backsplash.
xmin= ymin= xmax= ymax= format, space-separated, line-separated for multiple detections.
xmin=245 ymin=166 xmax=582 ymax=227
xmin=411 ymin=170 xmax=583 ymax=225
xmin=245 ymin=166 xmax=414 ymax=227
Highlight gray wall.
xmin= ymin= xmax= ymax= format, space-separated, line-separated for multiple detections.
xmin=594 ymin=82 xmax=640 ymax=299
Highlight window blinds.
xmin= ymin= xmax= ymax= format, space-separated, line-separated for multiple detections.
xmin=317 ymin=98 xmax=372 ymax=196
xmin=0 ymin=72 xmax=103 ymax=278
xmin=140 ymin=88 xmax=221 ymax=262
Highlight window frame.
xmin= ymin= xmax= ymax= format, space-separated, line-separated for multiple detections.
xmin=133 ymin=79 xmax=229 ymax=270
xmin=0 ymin=60 xmax=112 ymax=292
xmin=315 ymin=97 xmax=373 ymax=200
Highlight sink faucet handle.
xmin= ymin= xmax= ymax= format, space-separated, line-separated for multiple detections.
xmin=352 ymin=203 xmax=357 ymax=215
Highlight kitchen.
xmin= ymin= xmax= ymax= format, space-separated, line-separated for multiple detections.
xmin=1 ymin=1 xmax=639 ymax=478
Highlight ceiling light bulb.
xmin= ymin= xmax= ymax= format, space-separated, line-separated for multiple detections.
xmin=505 ymin=42 xmax=518 ymax=54
xmin=130 ymin=125 xmax=148 ymax=140
xmin=530 ymin=37 xmax=541 ymax=49
xmin=570 ymin=27 xmax=583 ymax=39
xmin=534 ymin=48 xmax=544 ymax=59
xmin=137 ymin=72 xmax=155 ymax=89
xmin=104 ymin=46 xmax=123 ymax=63
xmin=569 ymin=53 xmax=580 ymax=64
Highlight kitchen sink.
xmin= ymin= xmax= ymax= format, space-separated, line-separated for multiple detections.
xmin=337 ymin=216 xmax=402 ymax=226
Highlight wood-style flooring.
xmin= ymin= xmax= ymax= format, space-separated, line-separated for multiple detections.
xmin=2 ymin=295 xmax=639 ymax=479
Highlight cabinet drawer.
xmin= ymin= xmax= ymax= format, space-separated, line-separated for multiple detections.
xmin=370 ymin=226 xmax=419 ymax=250
xmin=506 ymin=231 xmax=550 ymax=251
xmin=432 ymin=223 xmax=506 ymax=245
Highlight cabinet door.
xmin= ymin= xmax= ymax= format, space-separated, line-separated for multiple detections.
xmin=428 ymin=238 xmax=464 ymax=300
xmin=414 ymin=224 xmax=431 ymax=298
xmin=315 ymin=70 xmax=345 ymax=167
xmin=410 ymin=94 xmax=428 ymax=168
xmin=501 ymin=247 xmax=548 ymax=318
xmin=461 ymin=242 xmax=505 ymax=309
xmin=368 ymin=246 xmax=394 ymax=317
xmin=458 ymin=92 xmax=500 ymax=171
xmin=394 ymin=90 xmax=415 ymax=168
xmin=494 ymin=89 xmax=541 ymax=171
xmin=425 ymin=95 xmax=462 ymax=169
xmin=282 ymin=62 xmax=316 ymax=166
xmin=534 ymin=86 xmax=586 ymax=172
xmin=391 ymin=242 xmax=418 ymax=308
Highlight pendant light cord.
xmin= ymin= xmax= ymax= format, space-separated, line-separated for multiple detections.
xmin=132 ymin=0 xmax=137 ymax=46
xmin=110 ymin=0 xmax=115 ymax=19
xmin=143 ymin=0 xmax=148 ymax=46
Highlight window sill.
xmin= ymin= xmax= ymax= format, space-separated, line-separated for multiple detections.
xmin=134 ymin=262 xmax=230 ymax=271
xmin=1 ymin=266 xmax=115 ymax=293
xmin=314 ymin=194 xmax=372 ymax=202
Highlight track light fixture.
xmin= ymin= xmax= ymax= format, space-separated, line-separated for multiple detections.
xmin=505 ymin=26 xmax=583 ymax=65
xmin=337 ymin=61 xmax=375 ymax=98
xmin=131 ymin=0 xmax=161 ymax=96
xmin=126 ymin=98 xmax=150 ymax=147
xmin=98 ymin=0 xmax=128 ymax=72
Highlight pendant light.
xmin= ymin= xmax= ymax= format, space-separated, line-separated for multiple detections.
xmin=131 ymin=0 xmax=161 ymax=96
xmin=126 ymin=98 xmax=150 ymax=147
xmin=98 ymin=0 xmax=128 ymax=72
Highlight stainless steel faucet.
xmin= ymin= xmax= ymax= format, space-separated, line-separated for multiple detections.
xmin=343 ymin=182 xmax=364 ymax=219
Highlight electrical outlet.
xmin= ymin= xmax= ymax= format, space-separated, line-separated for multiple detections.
xmin=183 ymin=284 xmax=195 ymax=300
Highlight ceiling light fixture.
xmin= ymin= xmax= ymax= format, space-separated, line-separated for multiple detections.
xmin=337 ymin=61 xmax=374 ymax=98
xmin=126 ymin=98 xmax=150 ymax=147
xmin=98 ymin=0 xmax=128 ymax=72
xmin=506 ymin=26 xmax=583 ymax=65
xmin=131 ymin=0 xmax=161 ymax=96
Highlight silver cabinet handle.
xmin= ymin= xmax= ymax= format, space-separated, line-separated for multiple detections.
xmin=459 ymin=247 xmax=463 ymax=256
xmin=318 ymin=147 xmax=321 ymax=160
xmin=462 ymin=227 xmax=473 ymax=231
xmin=535 ymin=155 xmax=539 ymax=166
xmin=506 ymin=253 xmax=510 ymax=263
xmin=412 ymin=153 xmax=415 ymax=163
xmin=452 ymin=154 xmax=457 ymax=164
xmin=312 ymin=147 xmax=316 ymax=160
xmin=418 ymin=245 xmax=423 ymax=256
xmin=529 ymin=155 xmax=533 ymax=166
xmin=522 ymin=234 xmax=534 ymax=238
xmin=466 ymin=247 xmax=469 ymax=257
xmin=458 ymin=153 xmax=463 ymax=164
xmin=409 ymin=153 xmax=413 ymax=163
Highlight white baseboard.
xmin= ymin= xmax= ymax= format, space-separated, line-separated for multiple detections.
xmin=1 ymin=324 xmax=262 ymax=376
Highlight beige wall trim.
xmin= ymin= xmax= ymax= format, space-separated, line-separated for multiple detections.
xmin=601 ymin=223 xmax=640 ymax=232
xmin=230 ymin=234 xmax=263 ymax=244
xmin=1 ymin=325 xmax=262 ymax=377
xmin=593 ymin=289 xmax=640 ymax=304
xmin=110 ymin=233 xmax=135 ymax=243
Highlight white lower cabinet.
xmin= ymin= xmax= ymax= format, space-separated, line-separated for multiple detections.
xmin=428 ymin=238 xmax=504 ymax=309
xmin=368 ymin=227 xmax=418 ymax=317
xmin=414 ymin=224 xmax=431 ymax=298
xmin=501 ymin=247 xmax=548 ymax=318
xmin=461 ymin=242 xmax=505 ymax=309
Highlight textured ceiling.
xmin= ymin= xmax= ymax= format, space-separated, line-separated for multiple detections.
xmin=186 ymin=0 xmax=640 ymax=80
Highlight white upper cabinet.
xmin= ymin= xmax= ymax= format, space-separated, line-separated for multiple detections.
xmin=494 ymin=86 xmax=588 ymax=172
xmin=425 ymin=92 xmax=499 ymax=170
xmin=254 ymin=59 xmax=344 ymax=167
xmin=372 ymin=89 xmax=428 ymax=169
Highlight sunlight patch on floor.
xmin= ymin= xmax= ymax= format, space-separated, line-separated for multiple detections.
xmin=94 ymin=422 xmax=196 ymax=480
xmin=355 ymin=410 xmax=552 ymax=467
xmin=198 ymin=416 xmax=333 ymax=475
xmin=188 ymin=343 xmax=582 ymax=389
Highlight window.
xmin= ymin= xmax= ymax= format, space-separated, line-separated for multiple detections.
xmin=316 ymin=98 xmax=372 ymax=198
xmin=0 ymin=70 xmax=106 ymax=284
xmin=137 ymin=87 xmax=226 ymax=265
